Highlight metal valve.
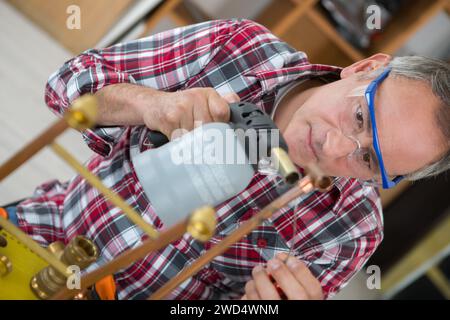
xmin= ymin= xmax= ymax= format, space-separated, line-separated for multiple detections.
xmin=30 ymin=235 xmax=98 ymax=299
xmin=0 ymin=254 xmax=12 ymax=277
xmin=187 ymin=206 xmax=217 ymax=242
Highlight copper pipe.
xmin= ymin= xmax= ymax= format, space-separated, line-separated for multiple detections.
xmin=0 ymin=119 xmax=68 ymax=182
xmin=50 ymin=219 xmax=189 ymax=300
xmin=149 ymin=174 xmax=321 ymax=300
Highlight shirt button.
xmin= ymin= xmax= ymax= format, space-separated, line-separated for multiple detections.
xmin=257 ymin=238 xmax=267 ymax=248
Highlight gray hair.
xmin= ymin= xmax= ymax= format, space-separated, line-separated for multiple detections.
xmin=361 ymin=56 xmax=450 ymax=181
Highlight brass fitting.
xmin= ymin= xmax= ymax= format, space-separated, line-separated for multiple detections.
xmin=270 ymin=147 xmax=300 ymax=184
xmin=30 ymin=235 xmax=98 ymax=299
xmin=64 ymin=94 xmax=98 ymax=130
xmin=187 ymin=206 xmax=217 ymax=242
xmin=0 ymin=254 xmax=12 ymax=277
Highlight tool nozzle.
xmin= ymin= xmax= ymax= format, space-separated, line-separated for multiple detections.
xmin=270 ymin=148 xmax=300 ymax=184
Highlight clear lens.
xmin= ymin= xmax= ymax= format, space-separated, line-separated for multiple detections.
xmin=344 ymin=94 xmax=383 ymax=181
xmin=347 ymin=147 xmax=381 ymax=180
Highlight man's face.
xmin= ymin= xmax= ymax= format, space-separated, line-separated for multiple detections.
xmin=283 ymin=71 xmax=447 ymax=181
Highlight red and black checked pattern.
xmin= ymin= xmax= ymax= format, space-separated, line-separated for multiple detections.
xmin=17 ymin=19 xmax=383 ymax=299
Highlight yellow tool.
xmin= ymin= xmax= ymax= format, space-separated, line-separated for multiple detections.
xmin=0 ymin=228 xmax=48 ymax=299
xmin=0 ymin=217 xmax=99 ymax=300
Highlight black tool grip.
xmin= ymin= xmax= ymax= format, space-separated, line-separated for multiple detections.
xmin=148 ymin=130 xmax=169 ymax=148
xmin=146 ymin=102 xmax=288 ymax=151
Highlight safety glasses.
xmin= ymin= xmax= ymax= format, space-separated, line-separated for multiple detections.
xmin=365 ymin=67 xmax=403 ymax=189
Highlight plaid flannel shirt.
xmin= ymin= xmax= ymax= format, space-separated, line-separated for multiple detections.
xmin=17 ymin=19 xmax=383 ymax=299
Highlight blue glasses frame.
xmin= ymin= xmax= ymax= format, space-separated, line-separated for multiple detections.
xmin=365 ymin=67 xmax=403 ymax=189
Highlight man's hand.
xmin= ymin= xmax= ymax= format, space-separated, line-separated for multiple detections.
xmin=94 ymin=84 xmax=239 ymax=139
xmin=141 ymin=87 xmax=240 ymax=139
xmin=242 ymin=253 xmax=324 ymax=300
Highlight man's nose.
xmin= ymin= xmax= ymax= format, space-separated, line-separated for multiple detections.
xmin=322 ymin=129 xmax=358 ymax=158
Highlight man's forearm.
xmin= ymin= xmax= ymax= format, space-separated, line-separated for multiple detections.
xmin=94 ymin=83 xmax=165 ymax=126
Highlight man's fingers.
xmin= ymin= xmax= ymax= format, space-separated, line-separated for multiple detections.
xmin=158 ymin=107 xmax=181 ymax=139
xmin=150 ymin=88 xmax=233 ymax=137
xmin=193 ymin=101 xmax=213 ymax=127
xmin=252 ymin=265 xmax=281 ymax=300
xmin=267 ymin=259 xmax=310 ymax=300
xmin=276 ymin=252 xmax=289 ymax=262
xmin=222 ymin=92 xmax=240 ymax=104
xmin=207 ymin=90 xmax=231 ymax=122
xmin=285 ymin=257 xmax=324 ymax=300
xmin=245 ymin=279 xmax=261 ymax=300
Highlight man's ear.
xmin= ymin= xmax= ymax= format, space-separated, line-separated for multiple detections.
xmin=341 ymin=53 xmax=392 ymax=79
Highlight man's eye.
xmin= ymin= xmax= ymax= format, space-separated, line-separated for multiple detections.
xmin=355 ymin=105 xmax=364 ymax=129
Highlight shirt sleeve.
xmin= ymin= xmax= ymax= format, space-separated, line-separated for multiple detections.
xmin=300 ymin=184 xmax=384 ymax=299
xmin=44 ymin=19 xmax=244 ymax=157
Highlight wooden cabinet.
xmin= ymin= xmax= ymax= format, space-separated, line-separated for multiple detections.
xmin=255 ymin=0 xmax=450 ymax=66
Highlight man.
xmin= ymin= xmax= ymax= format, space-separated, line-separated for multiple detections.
xmin=7 ymin=19 xmax=450 ymax=299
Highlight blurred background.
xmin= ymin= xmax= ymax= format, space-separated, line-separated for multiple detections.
xmin=0 ymin=0 xmax=449 ymax=300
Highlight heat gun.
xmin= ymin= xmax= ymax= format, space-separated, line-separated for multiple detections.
xmin=132 ymin=102 xmax=300 ymax=228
